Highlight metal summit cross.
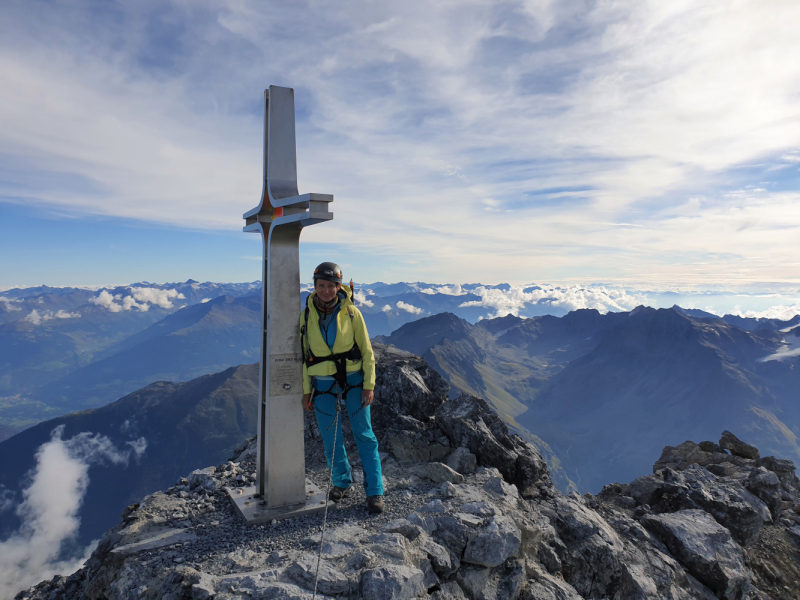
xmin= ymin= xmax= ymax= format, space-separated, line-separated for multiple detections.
xmin=228 ymin=86 xmax=335 ymax=523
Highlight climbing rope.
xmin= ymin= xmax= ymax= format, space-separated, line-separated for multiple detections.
xmin=312 ymin=392 xmax=342 ymax=600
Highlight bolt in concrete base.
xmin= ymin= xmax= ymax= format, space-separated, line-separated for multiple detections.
xmin=225 ymin=478 xmax=334 ymax=524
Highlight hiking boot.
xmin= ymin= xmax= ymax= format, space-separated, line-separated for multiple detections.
xmin=329 ymin=486 xmax=349 ymax=503
xmin=367 ymin=495 xmax=384 ymax=514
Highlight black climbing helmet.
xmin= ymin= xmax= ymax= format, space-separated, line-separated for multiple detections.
xmin=313 ymin=262 xmax=343 ymax=284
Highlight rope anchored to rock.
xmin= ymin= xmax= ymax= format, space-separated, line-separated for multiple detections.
xmin=312 ymin=392 xmax=342 ymax=600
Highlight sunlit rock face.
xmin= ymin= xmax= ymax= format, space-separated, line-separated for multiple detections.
xmin=17 ymin=345 xmax=800 ymax=600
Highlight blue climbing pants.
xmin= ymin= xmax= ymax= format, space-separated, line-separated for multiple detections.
xmin=312 ymin=372 xmax=384 ymax=497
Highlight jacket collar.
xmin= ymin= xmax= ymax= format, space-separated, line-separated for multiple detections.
xmin=306 ymin=284 xmax=353 ymax=310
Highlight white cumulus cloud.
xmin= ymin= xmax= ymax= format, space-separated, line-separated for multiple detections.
xmin=89 ymin=287 xmax=185 ymax=312
xmin=396 ymin=301 xmax=424 ymax=315
xmin=382 ymin=304 xmax=392 ymax=313
xmin=353 ymin=290 xmax=374 ymax=307
xmin=0 ymin=425 xmax=143 ymax=598
xmin=89 ymin=290 xmax=122 ymax=312
xmin=730 ymin=304 xmax=800 ymax=321
xmin=419 ymin=284 xmax=465 ymax=296
xmin=459 ymin=285 xmax=650 ymax=318
xmin=130 ymin=287 xmax=184 ymax=308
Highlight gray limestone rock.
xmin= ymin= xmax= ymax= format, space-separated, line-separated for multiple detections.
xmin=387 ymin=429 xmax=451 ymax=462
xmin=188 ymin=467 xmax=217 ymax=492
xmin=419 ymin=499 xmax=448 ymax=514
xmin=418 ymin=535 xmax=459 ymax=578
xmin=463 ymin=515 xmax=521 ymax=568
xmin=371 ymin=345 xmax=450 ymax=431
xmin=360 ymin=565 xmax=426 ymax=600
xmin=447 ymin=447 xmax=478 ymax=474
xmin=756 ymin=456 xmax=800 ymax=500
xmin=191 ymin=573 xmax=215 ymax=600
xmin=627 ymin=474 xmax=662 ymax=506
xmin=455 ymin=559 xmax=525 ymax=600
xmin=459 ymin=501 xmax=500 ymax=517
xmin=313 ymin=524 xmax=367 ymax=558
xmin=415 ymin=461 xmax=465 ymax=484
xmin=421 ymin=558 xmax=439 ymax=589
xmin=455 ymin=564 xmax=491 ymax=600
xmin=435 ymin=394 xmax=550 ymax=493
xmin=746 ymin=467 xmax=781 ymax=519
xmin=720 ymin=431 xmax=760 ymax=460
xmin=432 ymin=481 xmax=458 ymax=498
xmin=655 ymin=440 xmax=732 ymax=471
xmin=286 ymin=554 xmax=352 ymax=596
xmin=642 ymin=509 xmax=751 ymax=600
xmin=548 ymin=494 xmax=720 ymax=599
xmin=220 ymin=547 xmax=266 ymax=571
xmin=382 ymin=518 xmax=425 ymax=540
xmin=699 ymin=441 xmax=725 ymax=454
xmin=520 ymin=564 xmax=582 ymax=600
xmin=483 ymin=476 xmax=519 ymax=499
xmin=537 ymin=543 xmax=562 ymax=574
xmin=432 ymin=514 xmax=471 ymax=556
xmin=243 ymin=581 xmax=325 ymax=599
xmin=408 ymin=512 xmax=437 ymax=535
xmin=371 ymin=532 xmax=412 ymax=562
xmin=431 ymin=580 xmax=468 ymax=599
xmin=648 ymin=465 xmax=766 ymax=546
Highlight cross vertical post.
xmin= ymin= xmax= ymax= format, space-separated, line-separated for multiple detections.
xmin=229 ymin=86 xmax=334 ymax=523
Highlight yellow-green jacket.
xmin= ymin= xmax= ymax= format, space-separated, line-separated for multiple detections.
xmin=300 ymin=284 xmax=375 ymax=394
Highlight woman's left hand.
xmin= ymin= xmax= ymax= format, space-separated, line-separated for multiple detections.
xmin=362 ymin=390 xmax=374 ymax=407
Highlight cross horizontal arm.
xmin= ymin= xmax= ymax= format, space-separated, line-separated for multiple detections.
xmin=243 ymin=192 xmax=333 ymax=220
xmin=243 ymin=193 xmax=333 ymax=232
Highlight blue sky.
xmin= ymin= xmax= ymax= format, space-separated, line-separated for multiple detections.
xmin=1 ymin=0 xmax=799 ymax=291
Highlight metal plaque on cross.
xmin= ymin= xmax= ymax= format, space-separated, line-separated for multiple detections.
xmin=228 ymin=85 xmax=334 ymax=523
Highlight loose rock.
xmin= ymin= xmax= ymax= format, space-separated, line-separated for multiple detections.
xmin=642 ymin=509 xmax=751 ymax=600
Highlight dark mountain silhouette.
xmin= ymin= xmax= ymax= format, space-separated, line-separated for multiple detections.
xmin=0 ymin=422 xmax=17 ymax=442
xmin=722 ymin=313 xmax=800 ymax=331
xmin=379 ymin=307 xmax=800 ymax=493
xmin=0 ymin=363 xmax=259 ymax=545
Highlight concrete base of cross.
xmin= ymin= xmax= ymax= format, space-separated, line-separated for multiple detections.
xmin=225 ymin=478 xmax=334 ymax=524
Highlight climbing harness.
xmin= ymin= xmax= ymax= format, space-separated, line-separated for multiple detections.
xmin=312 ymin=390 xmax=344 ymax=600
xmin=301 ymin=303 xmax=363 ymax=400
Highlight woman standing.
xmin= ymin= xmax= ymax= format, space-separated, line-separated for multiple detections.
xmin=300 ymin=262 xmax=384 ymax=514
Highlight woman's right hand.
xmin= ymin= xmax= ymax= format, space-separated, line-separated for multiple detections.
xmin=302 ymin=394 xmax=313 ymax=412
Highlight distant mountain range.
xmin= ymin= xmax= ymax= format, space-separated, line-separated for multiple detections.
xmin=0 ymin=281 xmax=261 ymax=428
xmin=2 ymin=279 xmax=799 ymax=498
xmin=378 ymin=307 xmax=800 ymax=493
xmin=0 ymin=280 xmax=528 ymax=428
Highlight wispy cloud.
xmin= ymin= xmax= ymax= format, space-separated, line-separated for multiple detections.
xmin=0 ymin=297 xmax=22 ymax=312
xmin=0 ymin=1 xmax=799 ymax=285
xmin=0 ymin=425 xmax=144 ymax=598
xmin=23 ymin=309 xmax=81 ymax=325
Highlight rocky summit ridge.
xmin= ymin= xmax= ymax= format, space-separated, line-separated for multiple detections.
xmin=18 ymin=345 xmax=800 ymax=600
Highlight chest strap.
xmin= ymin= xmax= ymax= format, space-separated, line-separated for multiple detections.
xmin=301 ymin=305 xmax=362 ymax=392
